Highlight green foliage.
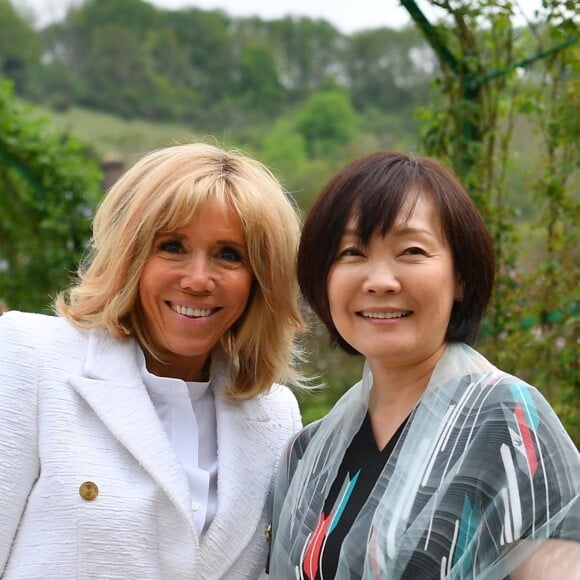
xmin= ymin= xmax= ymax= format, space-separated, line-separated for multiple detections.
xmin=8 ymin=0 xmax=432 ymax=129
xmin=408 ymin=0 xmax=579 ymax=442
xmin=0 ymin=80 xmax=103 ymax=312
xmin=260 ymin=118 xmax=308 ymax=176
xmin=0 ymin=0 xmax=41 ymax=95
xmin=266 ymin=16 xmax=344 ymax=100
xmin=237 ymin=43 xmax=286 ymax=110
xmin=296 ymin=91 xmax=359 ymax=157
xmin=346 ymin=27 xmax=434 ymax=112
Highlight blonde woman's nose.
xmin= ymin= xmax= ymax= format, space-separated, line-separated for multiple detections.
xmin=179 ymin=257 xmax=216 ymax=292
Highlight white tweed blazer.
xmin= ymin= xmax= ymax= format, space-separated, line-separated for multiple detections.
xmin=0 ymin=311 xmax=302 ymax=579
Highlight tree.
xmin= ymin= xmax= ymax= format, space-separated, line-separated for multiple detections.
xmin=237 ymin=43 xmax=286 ymax=110
xmin=166 ymin=8 xmax=234 ymax=108
xmin=400 ymin=0 xmax=579 ymax=441
xmin=0 ymin=80 xmax=102 ymax=312
xmin=0 ymin=0 xmax=41 ymax=96
xmin=267 ymin=17 xmax=343 ymax=98
xmin=402 ymin=0 xmax=577 ymax=193
xmin=296 ymin=91 xmax=359 ymax=157
xmin=345 ymin=26 xmax=434 ymax=113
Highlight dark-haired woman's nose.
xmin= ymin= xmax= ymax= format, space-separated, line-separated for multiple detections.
xmin=362 ymin=262 xmax=401 ymax=294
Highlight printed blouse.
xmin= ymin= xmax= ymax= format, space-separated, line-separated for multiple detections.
xmin=270 ymin=343 xmax=580 ymax=579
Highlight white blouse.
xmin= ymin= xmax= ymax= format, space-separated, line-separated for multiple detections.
xmin=136 ymin=346 xmax=218 ymax=536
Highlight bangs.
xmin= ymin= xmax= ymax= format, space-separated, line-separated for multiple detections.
xmin=152 ymin=173 xmax=237 ymax=233
xmin=352 ymin=182 xmax=422 ymax=243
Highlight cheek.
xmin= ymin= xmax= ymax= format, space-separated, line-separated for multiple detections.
xmin=327 ymin=280 xmax=351 ymax=334
xmin=137 ymin=263 xmax=167 ymax=318
xmin=431 ymin=280 xmax=459 ymax=317
xmin=326 ymin=268 xmax=345 ymax=309
xmin=234 ymin=272 xmax=254 ymax=310
xmin=138 ymin=268 xmax=156 ymax=305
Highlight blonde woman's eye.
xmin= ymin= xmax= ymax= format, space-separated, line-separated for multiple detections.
xmin=220 ymin=246 xmax=243 ymax=262
xmin=159 ymin=240 xmax=183 ymax=254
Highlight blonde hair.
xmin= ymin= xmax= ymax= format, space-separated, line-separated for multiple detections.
xmin=56 ymin=142 xmax=305 ymax=399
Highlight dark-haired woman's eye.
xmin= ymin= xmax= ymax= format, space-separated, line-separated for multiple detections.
xmin=403 ymin=246 xmax=427 ymax=256
xmin=337 ymin=246 xmax=364 ymax=259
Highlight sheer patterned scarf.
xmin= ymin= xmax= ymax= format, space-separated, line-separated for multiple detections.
xmin=270 ymin=343 xmax=580 ymax=579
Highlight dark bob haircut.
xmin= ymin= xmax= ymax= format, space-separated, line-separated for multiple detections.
xmin=297 ymin=151 xmax=495 ymax=354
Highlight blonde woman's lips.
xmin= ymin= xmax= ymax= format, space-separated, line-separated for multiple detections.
xmin=170 ymin=304 xmax=218 ymax=317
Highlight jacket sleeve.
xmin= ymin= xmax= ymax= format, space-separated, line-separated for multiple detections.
xmin=0 ymin=312 xmax=40 ymax=573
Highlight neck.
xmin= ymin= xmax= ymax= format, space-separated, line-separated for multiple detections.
xmin=144 ymin=353 xmax=210 ymax=382
xmin=367 ymin=344 xmax=447 ymax=413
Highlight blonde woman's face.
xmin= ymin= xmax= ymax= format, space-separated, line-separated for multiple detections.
xmin=139 ymin=200 xmax=254 ymax=380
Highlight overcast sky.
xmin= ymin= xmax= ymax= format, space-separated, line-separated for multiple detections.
xmin=20 ymin=0 xmax=543 ymax=33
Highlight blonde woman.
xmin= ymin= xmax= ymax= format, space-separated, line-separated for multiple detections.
xmin=0 ymin=143 xmax=304 ymax=578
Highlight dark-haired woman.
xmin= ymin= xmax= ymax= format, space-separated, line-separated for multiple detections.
xmin=269 ymin=152 xmax=579 ymax=579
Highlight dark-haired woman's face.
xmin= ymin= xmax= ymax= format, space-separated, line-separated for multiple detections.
xmin=327 ymin=194 xmax=462 ymax=370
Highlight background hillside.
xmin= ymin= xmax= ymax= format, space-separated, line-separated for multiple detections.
xmin=0 ymin=0 xmax=577 ymax=440
xmin=1 ymin=0 xmax=551 ymax=215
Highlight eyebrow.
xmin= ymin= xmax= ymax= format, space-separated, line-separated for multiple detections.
xmin=341 ymin=226 xmax=435 ymax=238
xmin=156 ymin=231 xmax=245 ymax=245
xmin=393 ymin=226 xmax=436 ymax=238
xmin=155 ymin=230 xmax=185 ymax=239
xmin=218 ymin=240 xmax=246 ymax=248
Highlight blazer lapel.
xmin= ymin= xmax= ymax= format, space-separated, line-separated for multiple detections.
xmin=69 ymin=329 xmax=197 ymax=540
xmin=197 ymin=375 xmax=280 ymax=577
